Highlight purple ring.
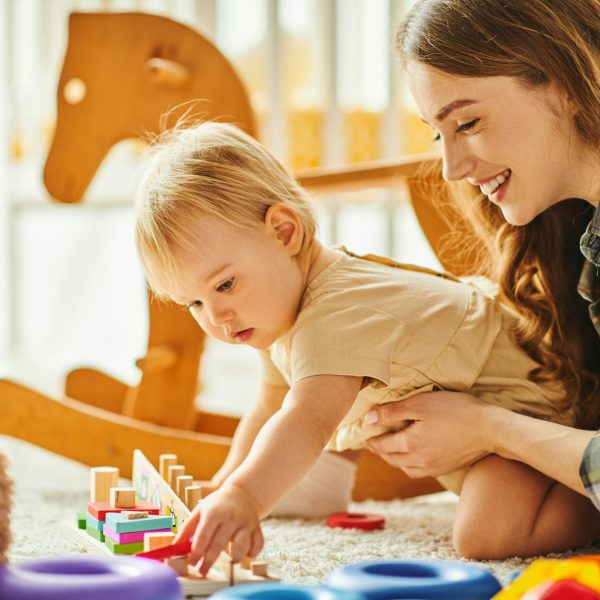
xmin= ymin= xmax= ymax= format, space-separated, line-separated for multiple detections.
xmin=0 ymin=555 xmax=183 ymax=600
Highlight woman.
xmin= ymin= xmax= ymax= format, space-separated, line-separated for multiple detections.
xmin=368 ymin=0 xmax=600 ymax=516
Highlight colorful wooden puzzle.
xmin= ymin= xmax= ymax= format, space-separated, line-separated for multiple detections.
xmin=64 ymin=449 xmax=278 ymax=597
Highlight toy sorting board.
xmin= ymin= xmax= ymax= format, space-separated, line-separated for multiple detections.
xmin=64 ymin=449 xmax=278 ymax=597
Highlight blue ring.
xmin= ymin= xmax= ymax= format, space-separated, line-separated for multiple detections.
xmin=326 ymin=559 xmax=501 ymax=599
xmin=211 ymin=582 xmax=366 ymax=599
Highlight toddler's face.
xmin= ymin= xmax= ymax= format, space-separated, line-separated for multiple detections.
xmin=158 ymin=214 xmax=304 ymax=349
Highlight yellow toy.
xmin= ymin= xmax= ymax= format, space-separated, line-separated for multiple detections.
xmin=493 ymin=556 xmax=600 ymax=599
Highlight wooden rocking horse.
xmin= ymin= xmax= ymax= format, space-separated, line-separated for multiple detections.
xmin=0 ymin=12 xmax=475 ymax=499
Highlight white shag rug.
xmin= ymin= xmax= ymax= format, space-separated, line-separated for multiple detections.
xmin=2 ymin=435 xmax=598 ymax=595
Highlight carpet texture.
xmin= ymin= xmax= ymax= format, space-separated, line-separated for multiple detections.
xmin=2 ymin=435 xmax=598 ymax=595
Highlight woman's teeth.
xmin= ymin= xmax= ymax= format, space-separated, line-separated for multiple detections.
xmin=480 ymin=170 xmax=511 ymax=195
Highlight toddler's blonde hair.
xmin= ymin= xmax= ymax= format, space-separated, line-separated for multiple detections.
xmin=135 ymin=121 xmax=317 ymax=299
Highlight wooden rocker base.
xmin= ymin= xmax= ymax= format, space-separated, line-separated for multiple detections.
xmin=0 ymin=378 xmax=442 ymax=500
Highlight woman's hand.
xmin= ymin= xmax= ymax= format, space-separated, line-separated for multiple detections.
xmin=174 ymin=482 xmax=264 ymax=576
xmin=366 ymin=391 xmax=500 ymax=477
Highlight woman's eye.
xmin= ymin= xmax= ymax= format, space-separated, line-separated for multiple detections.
xmin=432 ymin=132 xmax=441 ymax=142
xmin=456 ymin=118 xmax=480 ymax=133
xmin=217 ymin=277 xmax=235 ymax=292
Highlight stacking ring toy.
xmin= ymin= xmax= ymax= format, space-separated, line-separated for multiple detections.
xmin=327 ymin=559 xmax=501 ymax=599
xmin=326 ymin=512 xmax=385 ymax=531
xmin=0 ymin=555 xmax=183 ymax=600
xmin=212 ymin=582 xmax=366 ymax=599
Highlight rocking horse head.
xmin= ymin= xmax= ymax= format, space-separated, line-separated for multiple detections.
xmin=44 ymin=12 xmax=256 ymax=203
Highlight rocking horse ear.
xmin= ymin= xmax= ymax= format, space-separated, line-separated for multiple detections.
xmin=0 ymin=453 xmax=13 ymax=563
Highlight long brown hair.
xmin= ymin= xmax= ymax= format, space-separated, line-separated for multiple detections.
xmin=397 ymin=0 xmax=600 ymax=427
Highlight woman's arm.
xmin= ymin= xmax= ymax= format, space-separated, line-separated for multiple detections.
xmin=366 ymin=391 xmax=595 ymax=495
xmin=211 ymin=382 xmax=288 ymax=487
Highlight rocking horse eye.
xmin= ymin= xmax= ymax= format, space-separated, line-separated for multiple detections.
xmin=64 ymin=77 xmax=87 ymax=104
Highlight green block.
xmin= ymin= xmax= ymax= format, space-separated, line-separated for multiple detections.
xmin=86 ymin=525 xmax=105 ymax=543
xmin=104 ymin=537 xmax=144 ymax=555
xmin=76 ymin=512 xmax=87 ymax=530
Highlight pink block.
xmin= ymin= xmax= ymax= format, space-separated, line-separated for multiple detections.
xmin=103 ymin=524 xmax=172 ymax=544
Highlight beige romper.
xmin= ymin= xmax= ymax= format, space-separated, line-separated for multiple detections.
xmin=260 ymin=249 xmax=571 ymax=490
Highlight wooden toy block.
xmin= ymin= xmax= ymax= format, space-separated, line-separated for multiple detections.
xmin=144 ymin=531 xmax=176 ymax=552
xmin=165 ymin=555 xmax=190 ymax=577
xmin=251 ymin=561 xmax=268 ymax=577
xmin=185 ymin=485 xmax=203 ymax=510
xmin=86 ymin=524 xmax=105 ymax=543
xmin=76 ymin=512 xmax=87 ymax=530
xmin=105 ymin=512 xmax=173 ymax=533
xmin=105 ymin=537 xmax=144 ymax=555
xmin=176 ymin=475 xmax=193 ymax=498
xmin=109 ymin=486 xmax=136 ymax=508
xmin=104 ymin=524 xmax=172 ymax=545
xmin=85 ymin=514 xmax=105 ymax=532
xmin=90 ymin=466 xmax=119 ymax=503
xmin=159 ymin=454 xmax=178 ymax=480
xmin=122 ymin=510 xmax=149 ymax=520
xmin=87 ymin=501 xmax=159 ymax=521
xmin=168 ymin=465 xmax=186 ymax=490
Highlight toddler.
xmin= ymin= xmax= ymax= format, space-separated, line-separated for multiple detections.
xmin=134 ymin=122 xmax=598 ymax=571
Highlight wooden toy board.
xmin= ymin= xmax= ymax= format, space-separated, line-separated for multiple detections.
xmin=132 ymin=449 xmax=190 ymax=529
xmin=64 ymin=449 xmax=278 ymax=597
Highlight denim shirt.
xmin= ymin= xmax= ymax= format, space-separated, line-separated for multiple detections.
xmin=578 ymin=202 xmax=600 ymax=510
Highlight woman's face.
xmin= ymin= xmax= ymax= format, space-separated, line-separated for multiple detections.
xmin=406 ymin=62 xmax=592 ymax=225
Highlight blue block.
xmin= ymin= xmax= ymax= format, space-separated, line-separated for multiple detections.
xmin=326 ymin=560 xmax=501 ymax=600
xmin=85 ymin=514 xmax=105 ymax=532
xmin=105 ymin=512 xmax=173 ymax=533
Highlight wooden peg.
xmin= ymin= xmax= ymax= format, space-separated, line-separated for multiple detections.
xmin=90 ymin=466 xmax=119 ymax=503
xmin=168 ymin=465 xmax=185 ymax=490
xmin=185 ymin=485 xmax=202 ymax=510
xmin=159 ymin=454 xmax=178 ymax=480
xmin=176 ymin=475 xmax=194 ymax=499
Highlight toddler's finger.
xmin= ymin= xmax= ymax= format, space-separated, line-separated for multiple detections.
xmin=190 ymin=515 xmax=218 ymax=565
xmin=249 ymin=528 xmax=264 ymax=558
xmin=229 ymin=528 xmax=252 ymax=563
xmin=198 ymin=525 xmax=232 ymax=576
xmin=174 ymin=508 xmax=200 ymax=544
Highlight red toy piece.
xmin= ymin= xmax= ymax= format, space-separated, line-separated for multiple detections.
xmin=535 ymin=580 xmax=600 ymax=600
xmin=326 ymin=512 xmax=385 ymax=531
xmin=136 ymin=538 xmax=192 ymax=562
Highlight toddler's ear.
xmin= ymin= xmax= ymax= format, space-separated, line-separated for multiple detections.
xmin=265 ymin=204 xmax=304 ymax=256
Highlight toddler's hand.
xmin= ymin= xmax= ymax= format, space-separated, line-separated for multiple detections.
xmin=175 ymin=482 xmax=264 ymax=576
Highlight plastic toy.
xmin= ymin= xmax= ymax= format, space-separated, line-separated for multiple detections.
xmin=211 ymin=582 xmax=366 ymax=599
xmin=326 ymin=512 xmax=385 ymax=531
xmin=493 ymin=556 xmax=600 ymax=599
xmin=327 ymin=559 xmax=502 ymax=599
xmin=0 ymin=555 xmax=182 ymax=600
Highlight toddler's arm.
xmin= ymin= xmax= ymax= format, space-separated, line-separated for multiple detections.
xmin=176 ymin=373 xmax=362 ymax=574
xmin=211 ymin=382 xmax=289 ymax=487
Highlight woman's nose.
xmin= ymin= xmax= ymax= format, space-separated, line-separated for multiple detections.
xmin=441 ymin=139 xmax=475 ymax=182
